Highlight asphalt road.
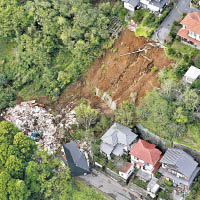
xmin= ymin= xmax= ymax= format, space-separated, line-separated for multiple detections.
xmin=151 ymin=0 xmax=199 ymax=43
xmin=80 ymin=169 xmax=138 ymax=200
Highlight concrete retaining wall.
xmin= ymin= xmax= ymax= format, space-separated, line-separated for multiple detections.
xmin=136 ymin=124 xmax=200 ymax=164
xmin=135 ymin=124 xmax=169 ymax=152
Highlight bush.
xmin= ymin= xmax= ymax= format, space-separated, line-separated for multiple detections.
xmin=151 ymin=66 xmax=158 ymax=72
xmin=194 ymin=54 xmax=200 ymax=68
xmin=155 ymin=172 xmax=161 ymax=179
xmin=191 ymin=79 xmax=200 ymax=89
xmin=175 ymin=64 xmax=188 ymax=78
xmin=163 ymin=179 xmax=173 ymax=187
xmin=133 ymin=178 xmax=148 ymax=189
xmin=133 ymin=10 xmax=147 ymax=23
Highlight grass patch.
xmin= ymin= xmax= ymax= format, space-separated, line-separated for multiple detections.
xmin=132 ymin=177 xmax=148 ymax=189
xmin=174 ymin=139 xmax=200 ymax=151
xmin=74 ymin=178 xmax=110 ymax=200
xmin=135 ymin=25 xmax=153 ymax=38
xmin=172 ymin=40 xmax=199 ymax=57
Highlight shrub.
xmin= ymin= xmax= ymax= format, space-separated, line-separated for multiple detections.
xmin=175 ymin=64 xmax=188 ymax=78
xmin=194 ymin=54 xmax=200 ymax=68
xmin=151 ymin=66 xmax=158 ymax=72
xmin=191 ymin=79 xmax=200 ymax=89
xmin=155 ymin=172 xmax=161 ymax=179
xmin=163 ymin=179 xmax=173 ymax=187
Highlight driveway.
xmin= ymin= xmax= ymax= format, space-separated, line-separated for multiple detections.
xmin=151 ymin=0 xmax=199 ymax=43
xmin=79 ymin=169 xmax=140 ymax=200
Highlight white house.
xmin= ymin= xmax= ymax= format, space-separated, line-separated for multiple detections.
xmin=129 ymin=139 xmax=162 ymax=175
xmin=122 ymin=0 xmax=139 ymax=12
xmin=183 ymin=66 xmax=200 ymax=84
xmin=119 ymin=162 xmax=134 ymax=180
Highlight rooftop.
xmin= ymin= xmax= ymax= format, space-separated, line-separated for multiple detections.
xmin=160 ymin=148 xmax=198 ymax=178
xmin=180 ymin=12 xmax=200 ymax=35
xmin=129 ymin=139 xmax=162 ymax=165
xmin=120 ymin=162 xmax=133 ymax=173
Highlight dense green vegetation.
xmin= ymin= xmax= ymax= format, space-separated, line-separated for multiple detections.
xmin=0 ymin=0 xmax=126 ymax=110
xmin=133 ymin=7 xmax=172 ymax=38
xmin=136 ymin=67 xmax=200 ymax=147
xmin=0 ymin=120 xmax=107 ymax=200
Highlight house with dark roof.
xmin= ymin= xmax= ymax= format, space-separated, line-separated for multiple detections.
xmin=100 ymin=123 xmax=138 ymax=160
xmin=63 ymin=141 xmax=90 ymax=177
xmin=129 ymin=139 xmax=162 ymax=174
xmin=177 ymin=12 xmax=200 ymax=49
xmin=159 ymin=148 xmax=200 ymax=190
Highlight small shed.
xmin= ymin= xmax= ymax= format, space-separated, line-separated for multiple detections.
xmin=147 ymin=177 xmax=160 ymax=198
xmin=122 ymin=0 xmax=139 ymax=12
xmin=183 ymin=66 xmax=200 ymax=84
xmin=119 ymin=162 xmax=134 ymax=180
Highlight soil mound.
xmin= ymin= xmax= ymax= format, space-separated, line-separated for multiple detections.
xmin=54 ymin=29 xmax=172 ymax=114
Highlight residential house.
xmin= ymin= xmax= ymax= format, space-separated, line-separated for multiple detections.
xmin=129 ymin=139 xmax=162 ymax=174
xmin=139 ymin=0 xmax=169 ymax=12
xmin=122 ymin=0 xmax=168 ymax=12
xmin=119 ymin=162 xmax=134 ymax=180
xmin=177 ymin=12 xmax=200 ymax=49
xmin=100 ymin=122 xmax=138 ymax=160
xmin=63 ymin=141 xmax=90 ymax=176
xmin=159 ymin=148 xmax=200 ymax=190
xmin=183 ymin=65 xmax=200 ymax=84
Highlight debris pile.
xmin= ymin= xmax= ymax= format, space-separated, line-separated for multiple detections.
xmin=4 ymin=100 xmax=57 ymax=153
xmin=4 ymin=100 xmax=78 ymax=154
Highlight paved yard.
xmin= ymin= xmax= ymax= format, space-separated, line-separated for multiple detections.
xmin=152 ymin=0 xmax=199 ymax=43
xmin=80 ymin=169 xmax=139 ymax=200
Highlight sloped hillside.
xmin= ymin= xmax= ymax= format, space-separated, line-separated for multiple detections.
xmin=54 ymin=29 xmax=172 ymax=113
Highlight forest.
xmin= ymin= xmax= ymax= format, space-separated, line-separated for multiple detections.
xmin=0 ymin=0 xmax=126 ymax=110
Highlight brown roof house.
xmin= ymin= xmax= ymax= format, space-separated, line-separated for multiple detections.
xmin=119 ymin=162 xmax=134 ymax=180
xmin=177 ymin=12 xmax=200 ymax=49
xmin=129 ymin=139 xmax=162 ymax=181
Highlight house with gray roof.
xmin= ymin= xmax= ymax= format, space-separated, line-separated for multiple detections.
xmin=63 ymin=141 xmax=90 ymax=176
xmin=100 ymin=123 xmax=138 ymax=160
xmin=159 ymin=148 xmax=200 ymax=190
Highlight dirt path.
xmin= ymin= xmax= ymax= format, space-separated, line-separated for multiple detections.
xmin=53 ymin=29 xmax=172 ymax=114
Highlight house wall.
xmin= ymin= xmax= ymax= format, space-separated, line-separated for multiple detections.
xmin=124 ymin=2 xmax=135 ymax=12
xmin=188 ymin=31 xmax=200 ymax=42
xmin=119 ymin=165 xmax=134 ymax=180
xmin=140 ymin=0 xmax=161 ymax=12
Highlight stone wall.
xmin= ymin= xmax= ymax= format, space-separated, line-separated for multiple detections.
xmin=135 ymin=124 xmax=168 ymax=152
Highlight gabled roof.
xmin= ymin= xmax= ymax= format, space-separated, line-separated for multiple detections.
xmin=160 ymin=148 xmax=198 ymax=178
xmin=101 ymin=122 xmax=137 ymax=146
xmin=184 ymin=66 xmax=200 ymax=81
xmin=129 ymin=139 xmax=162 ymax=165
xmin=63 ymin=141 xmax=90 ymax=176
xmin=180 ymin=12 xmax=200 ymax=35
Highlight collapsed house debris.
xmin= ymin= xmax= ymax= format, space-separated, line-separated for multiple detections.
xmin=4 ymin=100 xmax=77 ymax=154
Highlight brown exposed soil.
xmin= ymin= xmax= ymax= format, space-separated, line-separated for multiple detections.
xmin=53 ymin=29 xmax=172 ymax=114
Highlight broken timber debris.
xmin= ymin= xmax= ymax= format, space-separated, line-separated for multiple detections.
xmin=119 ymin=47 xmax=151 ymax=56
